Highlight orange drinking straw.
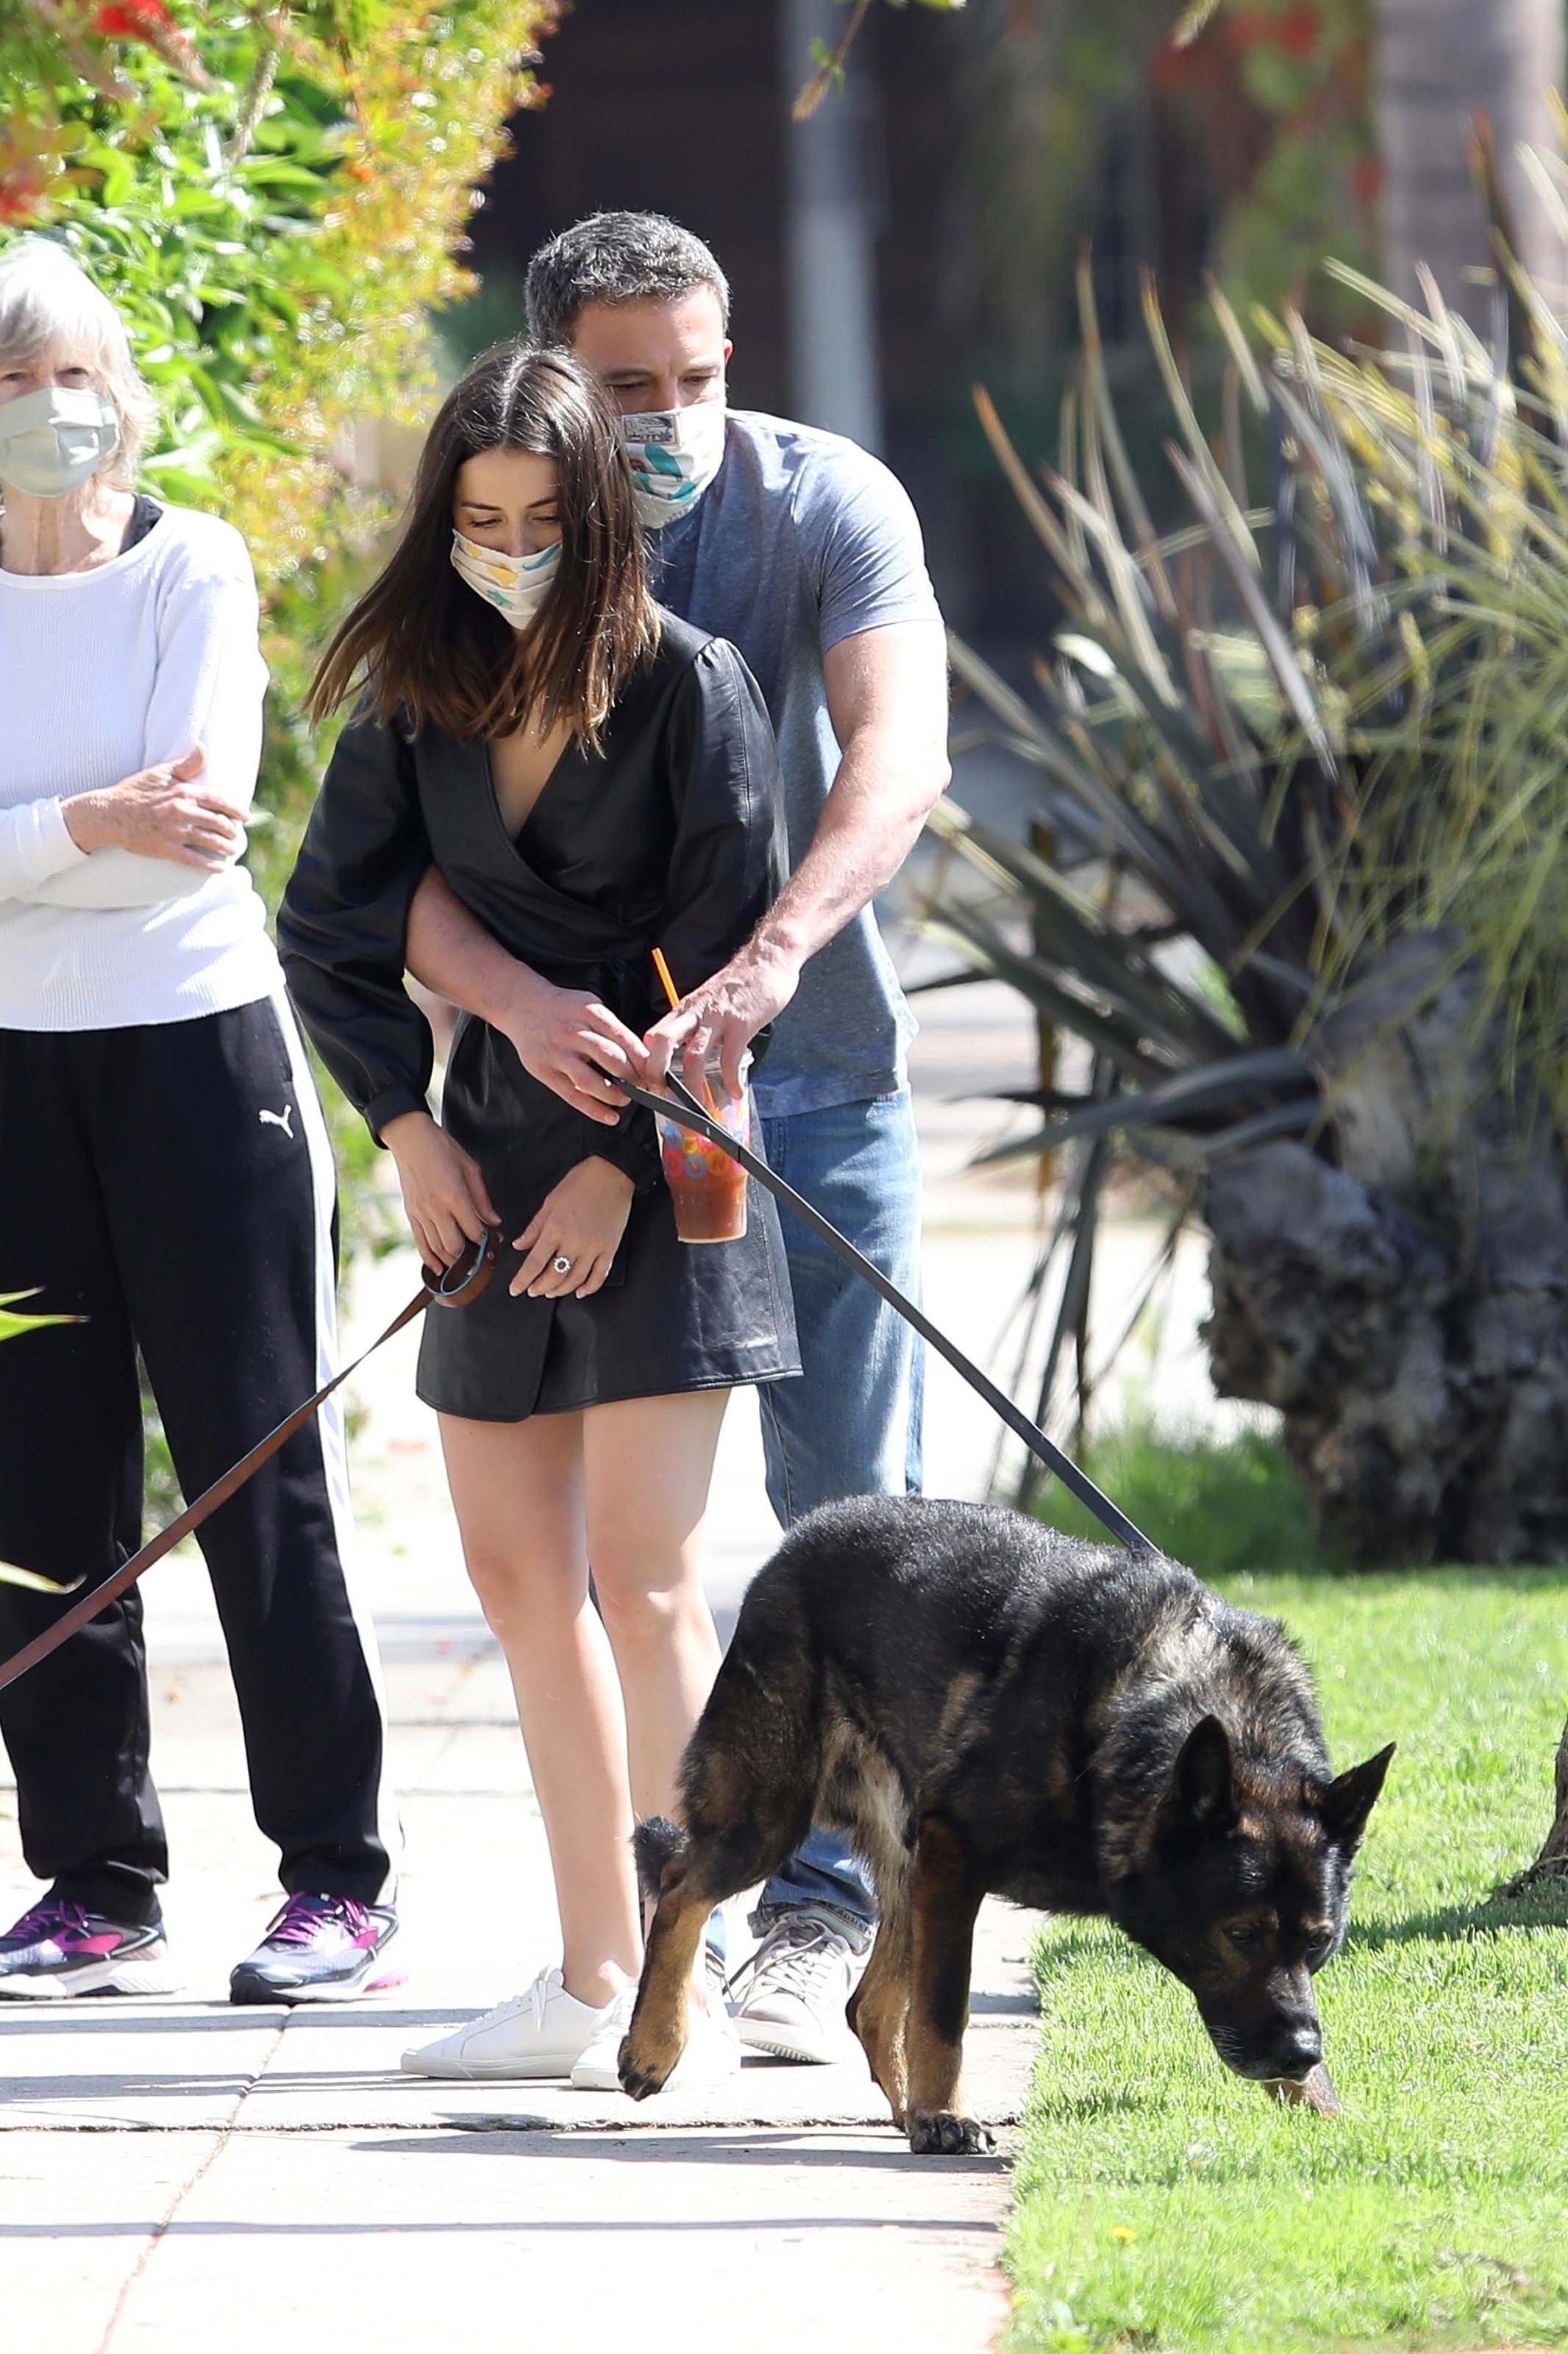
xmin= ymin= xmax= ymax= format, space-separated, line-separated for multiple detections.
xmin=651 ymin=948 xmax=719 ymax=1114
xmin=652 ymin=947 xmax=680 ymax=1014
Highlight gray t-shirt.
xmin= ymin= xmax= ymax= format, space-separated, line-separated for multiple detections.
xmin=645 ymin=408 xmax=943 ymax=1118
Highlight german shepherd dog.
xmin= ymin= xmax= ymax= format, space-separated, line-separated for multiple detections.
xmin=618 ymin=1497 xmax=1394 ymax=2154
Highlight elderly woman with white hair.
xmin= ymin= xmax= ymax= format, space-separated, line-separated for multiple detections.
xmin=0 ymin=238 xmax=402 ymax=2004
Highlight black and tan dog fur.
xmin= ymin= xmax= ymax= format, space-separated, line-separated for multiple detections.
xmin=620 ymin=1496 xmax=1394 ymax=2154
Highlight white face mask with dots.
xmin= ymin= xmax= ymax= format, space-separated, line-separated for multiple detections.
xmin=449 ymin=531 xmax=562 ymax=630
xmin=619 ymin=401 xmax=727 ymax=530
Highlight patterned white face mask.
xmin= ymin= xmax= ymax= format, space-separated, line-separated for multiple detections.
xmin=619 ymin=402 xmax=727 ymax=530
xmin=449 ymin=530 xmax=561 ymax=630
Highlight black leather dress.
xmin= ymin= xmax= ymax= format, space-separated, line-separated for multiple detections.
xmin=279 ymin=612 xmax=801 ymax=1421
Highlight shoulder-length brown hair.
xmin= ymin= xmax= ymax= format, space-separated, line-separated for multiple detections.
xmin=309 ymin=342 xmax=656 ymax=746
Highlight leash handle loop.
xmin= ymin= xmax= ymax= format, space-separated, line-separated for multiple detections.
xmin=635 ymin=1072 xmax=1153 ymax=1556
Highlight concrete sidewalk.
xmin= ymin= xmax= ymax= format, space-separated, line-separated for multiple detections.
xmin=0 ymin=1450 xmax=1038 ymax=2353
xmin=0 ymin=1631 xmax=1038 ymax=2352
xmin=0 ymin=978 xmax=1224 ymax=2354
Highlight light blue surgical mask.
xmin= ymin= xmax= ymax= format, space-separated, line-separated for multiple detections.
xmin=0 ymin=385 xmax=121 ymax=499
xmin=449 ymin=530 xmax=561 ymax=630
xmin=620 ymin=402 xmax=727 ymax=530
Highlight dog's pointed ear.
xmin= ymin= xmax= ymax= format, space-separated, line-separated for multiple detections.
xmin=1169 ymin=1715 xmax=1236 ymax=1829
xmin=1321 ymin=1742 xmax=1395 ymax=1851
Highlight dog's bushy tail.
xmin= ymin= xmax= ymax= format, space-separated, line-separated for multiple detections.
xmin=632 ymin=1815 xmax=688 ymax=1903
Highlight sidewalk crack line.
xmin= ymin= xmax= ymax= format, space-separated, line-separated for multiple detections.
xmin=95 ymin=2016 xmax=288 ymax=2352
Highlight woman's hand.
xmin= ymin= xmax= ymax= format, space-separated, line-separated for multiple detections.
xmin=381 ymin=1110 xmax=499 ymax=1269
xmin=510 ymin=1157 xmax=635 ymax=1298
xmin=64 ymin=746 xmax=247 ymax=871
xmin=492 ymin=967 xmax=652 ymax=1126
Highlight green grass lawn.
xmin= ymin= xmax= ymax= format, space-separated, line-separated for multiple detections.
xmin=1004 ymin=1569 xmax=1568 ymax=2354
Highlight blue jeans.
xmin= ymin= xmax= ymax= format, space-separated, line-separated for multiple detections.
xmin=748 ymin=1088 xmax=924 ymax=1949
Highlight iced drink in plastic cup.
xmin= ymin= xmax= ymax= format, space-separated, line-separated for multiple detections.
xmin=657 ymin=1056 xmax=749 ymax=1245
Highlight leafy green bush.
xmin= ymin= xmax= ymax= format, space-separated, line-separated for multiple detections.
xmin=2 ymin=0 xmax=554 ymax=569
xmin=4 ymin=0 xmax=555 ymax=1510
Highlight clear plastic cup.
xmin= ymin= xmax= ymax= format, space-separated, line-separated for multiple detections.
xmin=657 ymin=1053 xmax=750 ymax=1245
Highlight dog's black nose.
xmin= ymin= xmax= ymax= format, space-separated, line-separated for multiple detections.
xmin=1271 ymin=2024 xmax=1322 ymax=2080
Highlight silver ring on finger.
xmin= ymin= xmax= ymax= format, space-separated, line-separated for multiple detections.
xmin=552 ymin=1254 xmax=574 ymax=1276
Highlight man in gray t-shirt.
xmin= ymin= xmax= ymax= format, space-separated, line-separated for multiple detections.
xmin=404 ymin=214 xmax=951 ymax=2071
xmin=637 ymin=403 xmax=938 ymax=1118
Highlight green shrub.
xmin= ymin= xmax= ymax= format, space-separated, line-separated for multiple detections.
xmin=1 ymin=0 xmax=557 ymax=1254
xmin=1036 ymin=1414 xmax=1341 ymax=1574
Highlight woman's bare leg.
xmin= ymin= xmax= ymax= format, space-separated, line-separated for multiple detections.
xmin=438 ymin=1409 xmax=640 ymax=2009
xmin=582 ymin=1388 xmax=730 ymax=1822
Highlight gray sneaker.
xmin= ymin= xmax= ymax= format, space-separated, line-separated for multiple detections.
xmin=730 ymin=1915 xmax=864 ymax=2064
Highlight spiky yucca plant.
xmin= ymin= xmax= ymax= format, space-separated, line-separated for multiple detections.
xmin=924 ymin=242 xmax=1568 ymax=1884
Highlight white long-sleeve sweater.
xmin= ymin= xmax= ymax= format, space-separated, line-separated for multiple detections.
xmin=0 ymin=502 xmax=278 ymax=1030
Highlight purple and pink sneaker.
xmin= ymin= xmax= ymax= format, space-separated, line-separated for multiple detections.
xmin=0 ymin=1899 xmax=177 ymax=1999
xmin=229 ymin=1893 xmax=402 ymax=2005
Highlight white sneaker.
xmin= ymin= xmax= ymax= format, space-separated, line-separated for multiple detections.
xmin=571 ymin=1974 xmax=742 ymax=2094
xmin=731 ymin=1915 xmax=863 ymax=2064
xmin=401 ymin=1967 xmax=604 ymax=2080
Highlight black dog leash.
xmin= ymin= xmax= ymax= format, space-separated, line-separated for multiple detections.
xmin=0 ymin=1073 xmax=1151 ymax=1690
xmin=0 ymin=1231 xmax=500 ymax=1692
xmin=624 ymin=1071 xmax=1153 ymax=1555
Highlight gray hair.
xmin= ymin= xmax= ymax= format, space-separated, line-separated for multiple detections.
xmin=0 ymin=238 xmax=158 ymax=488
xmin=525 ymin=213 xmax=731 ymax=350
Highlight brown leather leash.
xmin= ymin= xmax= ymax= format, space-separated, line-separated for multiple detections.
xmin=0 ymin=1228 xmax=498 ymax=1695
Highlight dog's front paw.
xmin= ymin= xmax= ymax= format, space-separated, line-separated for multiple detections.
xmin=617 ymin=2027 xmax=681 ymax=2102
xmin=906 ymin=2108 xmax=995 ymax=2155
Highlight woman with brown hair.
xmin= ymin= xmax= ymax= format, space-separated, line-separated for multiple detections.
xmin=279 ymin=342 xmax=798 ymax=2086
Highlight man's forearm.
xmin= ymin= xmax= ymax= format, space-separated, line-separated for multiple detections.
xmin=405 ymin=865 xmax=539 ymax=1023
xmin=748 ymin=721 xmax=949 ymax=975
xmin=628 ymin=699 xmax=948 ymax=1089
xmin=405 ymin=864 xmax=650 ymax=1119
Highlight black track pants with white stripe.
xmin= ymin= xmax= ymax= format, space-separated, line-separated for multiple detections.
xmin=0 ymin=990 xmax=399 ymax=1927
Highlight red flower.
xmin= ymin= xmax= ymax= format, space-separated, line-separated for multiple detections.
xmin=93 ymin=0 xmax=174 ymax=32
xmin=91 ymin=0 xmax=212 ymax=89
